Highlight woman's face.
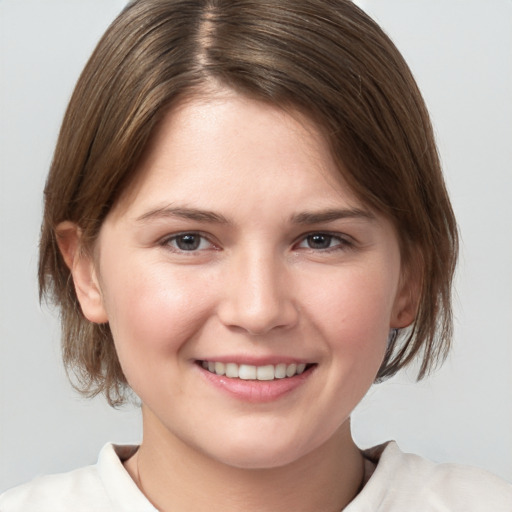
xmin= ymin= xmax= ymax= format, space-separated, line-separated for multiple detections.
xmin=80 ymin=90 xmax=413 ymax=468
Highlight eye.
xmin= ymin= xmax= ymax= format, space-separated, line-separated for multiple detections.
xmin=163 ymin=233 xmax=214 ymax=252
xmin=296 ymin=233 xmax=350 ymax=251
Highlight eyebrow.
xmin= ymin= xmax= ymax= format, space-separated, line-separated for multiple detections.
xmin=135 ymin=206 xmax=229 ymax=224
xmin=290 ymin=208 xmax=375 ymax=224
xmin=135 ymin=205 xmax=374 ymax=225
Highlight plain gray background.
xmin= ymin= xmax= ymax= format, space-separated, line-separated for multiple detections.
xmin=1 ymin=0 xmax=511 ymax=492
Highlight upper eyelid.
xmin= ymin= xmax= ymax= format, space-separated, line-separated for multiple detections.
xmin=294 ymin=232 xmax=358 ymax=254
xmin=159 ymin=231 xmax=217 ymax=249
xmin=294 ymin=230 xmax=355 ymax=244
xmin=157 ymin=230 xmax=356 ymax=249
xmin=160 ymin=230 xmax=211 ymax=241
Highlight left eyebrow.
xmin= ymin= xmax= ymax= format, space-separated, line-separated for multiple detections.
xmin=290 ymin=208 xmax=375 ymax=224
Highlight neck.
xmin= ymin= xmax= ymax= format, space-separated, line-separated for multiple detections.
xmin=125 ymin=408 xmax=364 ymax=512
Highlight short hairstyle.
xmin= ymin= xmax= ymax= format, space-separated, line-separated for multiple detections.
xmin=39 ymin=0 xmax=458 ymax=405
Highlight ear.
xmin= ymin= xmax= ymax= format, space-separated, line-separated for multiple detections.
xmin=390 ymin=265 xmax=422 ymax=329
xmin=56 ymin=221 xmax=108 ymax=324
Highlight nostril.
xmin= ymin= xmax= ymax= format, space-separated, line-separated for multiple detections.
xmin=218 ymin=299 xmax=300 ymax=336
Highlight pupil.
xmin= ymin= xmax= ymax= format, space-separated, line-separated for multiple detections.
xmin=177 ymin=235 xmax=200 ymax=251
xmin=308 ymin=234 xmax=331 ymax=249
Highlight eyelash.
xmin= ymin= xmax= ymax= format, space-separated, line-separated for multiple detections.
xmin=160 ymin=231 xmax=354 ymax=254
xmin=160 ymin=232 xmax=216 ymax=253
xmin=295 ymin=232 xmax=354 ymax=252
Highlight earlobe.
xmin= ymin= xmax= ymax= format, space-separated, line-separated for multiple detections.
xmin=391 ymin=300 xmax=416 ymax=329
xmin=391 ymin=269 xmax=422 ymax=329
xmin=56 ymin=221 xmax=108 ymax=324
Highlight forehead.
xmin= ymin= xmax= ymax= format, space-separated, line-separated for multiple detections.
xmin=111 ymin=89 xmax=365 ymax=220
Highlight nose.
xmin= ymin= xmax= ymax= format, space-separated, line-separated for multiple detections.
xmin=217 ymin=250 xmax=299 ymax=335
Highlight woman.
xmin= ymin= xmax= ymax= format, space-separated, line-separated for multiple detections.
xmin=1 ymin=1 xmax=510 ymax=510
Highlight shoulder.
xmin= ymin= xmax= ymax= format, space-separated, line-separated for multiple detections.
xmin=0 ymin=462 xmax=107 ymax=512
xmin=347 ymin=441 xmax=512 ymax=511
xmin=0 ymin=444 xmax=156 ymax=512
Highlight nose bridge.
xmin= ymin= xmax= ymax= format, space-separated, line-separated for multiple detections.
xmin=219 ymin=244 xmax=297 ymax=335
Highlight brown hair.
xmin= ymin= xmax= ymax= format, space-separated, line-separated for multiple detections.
xmin=39 ymin=0 xmax=458 ymax=405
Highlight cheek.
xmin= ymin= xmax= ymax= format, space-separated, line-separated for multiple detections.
xmin=99 ymin=259 xmax=215 ymax=378
xmin=303 ymin=266 xmax=397 ymax=361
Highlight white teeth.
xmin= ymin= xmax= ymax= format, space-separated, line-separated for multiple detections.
xmin=214 ymin=362 xmax=225 ymax=375
xmin=275 ymin=363 xmax=287 ymax=379
xmin=225 ymin=362 xmax=238 ymax=378
xmin=286 ymin=363 xmax=297 ymax=377
xmin=239 ymin=364 xmax=257 ymax=380
xmin=256 ymin=365 xmax=275 ymax=381
xmin=201 ymin=361 xmax=310 ymax=380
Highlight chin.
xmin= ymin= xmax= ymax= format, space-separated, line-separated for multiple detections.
xmin=215 ymin=446 xmax=303 ymax=470
xmin=199 ymin=431 xmax=324 ymax=470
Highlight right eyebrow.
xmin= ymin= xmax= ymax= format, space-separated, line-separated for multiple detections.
xmin=135 ymin=206 xmax=230 ymax=224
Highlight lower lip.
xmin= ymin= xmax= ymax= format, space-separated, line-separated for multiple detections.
xmin=198 ymin=365 xmax=315 ymax=403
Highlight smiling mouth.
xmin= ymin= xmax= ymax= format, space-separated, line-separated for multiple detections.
xmin=199 ymin=361 xmax=314 ymax=381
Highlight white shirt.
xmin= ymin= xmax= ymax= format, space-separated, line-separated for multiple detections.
xmin=1 ymin=442 xmax=511 ymax=511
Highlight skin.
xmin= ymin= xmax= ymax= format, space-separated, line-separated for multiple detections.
xmin=58 ymin=89 xmax=416 ymax=512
